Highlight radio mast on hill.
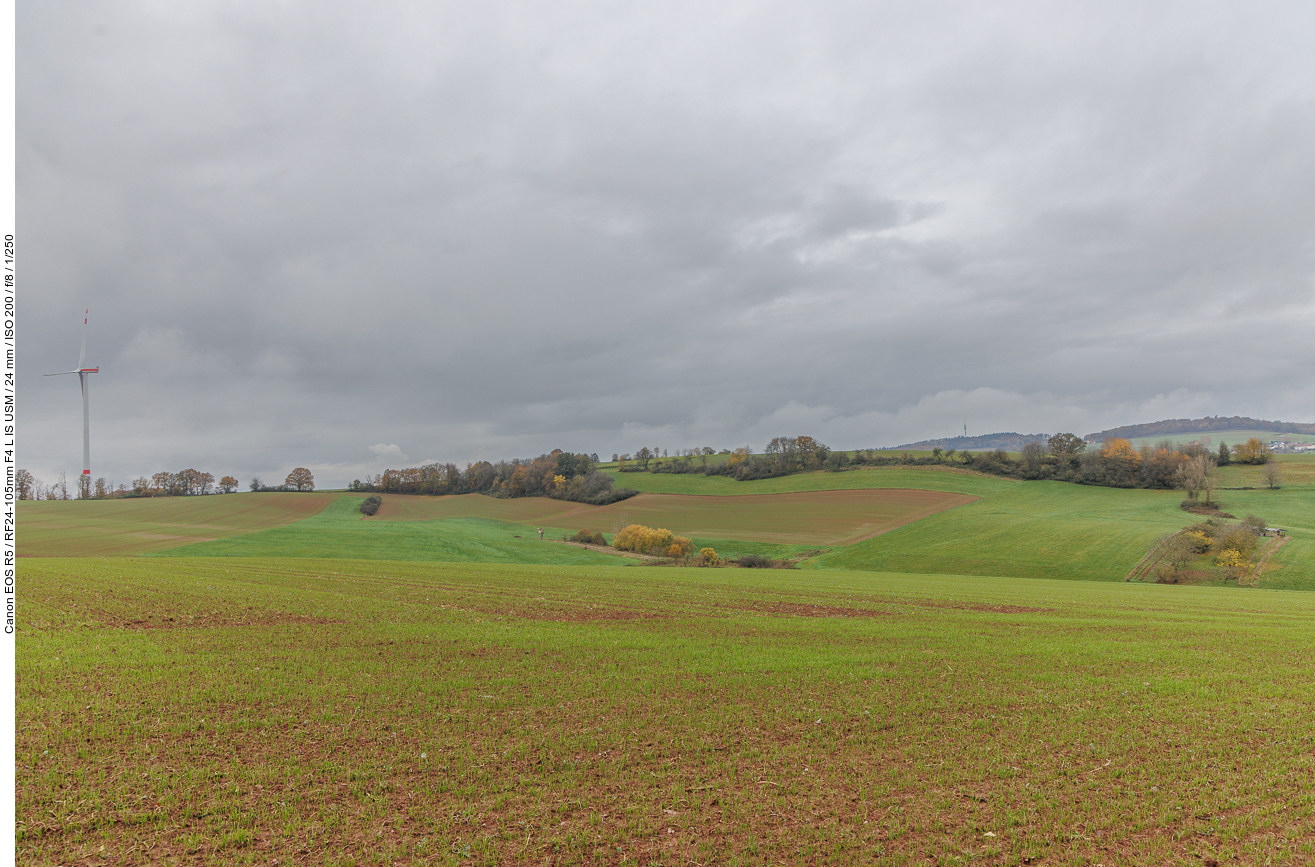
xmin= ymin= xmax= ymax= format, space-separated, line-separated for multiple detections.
xmin=44 ymin=311 xmax=100 ymax=499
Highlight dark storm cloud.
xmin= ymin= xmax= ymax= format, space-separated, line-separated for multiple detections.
xmin=18 ymin=1 xmax=1315 ymax=487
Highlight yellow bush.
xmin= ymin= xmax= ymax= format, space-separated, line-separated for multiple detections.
xmin=1100 ymin=438 xmax=1142 ymax=465
xmin=612 ymin=524 xmax=693 ymax=558
xmin=1215 ymin=548 xmax=1247 ymax=569
xmin=1183 ymin=530 xmax=1212 ymax=554
xmin=697 ymin=547 xmax=720 ymax=566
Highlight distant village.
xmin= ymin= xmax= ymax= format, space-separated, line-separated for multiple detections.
xmin=1182 ymin=437 xmax=1315 ymax=454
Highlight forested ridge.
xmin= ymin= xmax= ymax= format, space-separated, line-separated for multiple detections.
xmin=1085 ymin=416 xmax=1315 ymax=442
xmin=889 ymin=432 xmax=1048 ymax=451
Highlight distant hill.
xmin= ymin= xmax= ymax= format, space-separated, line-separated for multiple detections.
xmin=887 ymin=432 xmax=1048 ymax=452
xmin=1084 ymin=416 xmax=1315 ymax=443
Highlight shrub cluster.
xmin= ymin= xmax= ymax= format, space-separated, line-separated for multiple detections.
xmin=1152 ymin=515 xmax=1266 ymax=584
xmin=565 ymin=529 xmax=606 ymax=545
xmin=360 ymin=495 xmax=382 ymax=516
xmin=612 ymin=524 xmax=694 ymax=558
xmin=734 ymin=554 xmax=793 ymax=569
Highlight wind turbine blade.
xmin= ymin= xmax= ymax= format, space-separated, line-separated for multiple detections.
xmin=43 ymin=370 xmax=78 ymax=376
xmin=78 ymin=310 xmax=88 ymax=370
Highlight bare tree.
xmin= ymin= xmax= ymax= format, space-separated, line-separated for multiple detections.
xmin=1176 ymin=453 xmax=1217 ymax=503
xmin=1201 ymin=456 xmax=1219 ymax=506
xmin=1263 ymin=461 xmax=1283 ymax=490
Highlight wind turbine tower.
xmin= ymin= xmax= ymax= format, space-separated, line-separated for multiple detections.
xmin=45 ymin=311 xmax=100 ymax=498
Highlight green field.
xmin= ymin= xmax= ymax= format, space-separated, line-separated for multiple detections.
xmin=18 ymin=557 xmax=1315 ymax=865
xmin=17 ymin=459 xmax=1315 ymax=864
xmin=19 ymin=460 xmax=1315 ymax=588
xmin=158 ymin=497 xmax=625 ymax=566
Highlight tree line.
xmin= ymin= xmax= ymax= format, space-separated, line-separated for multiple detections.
xmin=609 ymin=433 xmax=1280 ymax=493
xmin=15 ymin=467 xmax=314 ymax=499
xmin=349 ymin=450 xmax=637 ymax=506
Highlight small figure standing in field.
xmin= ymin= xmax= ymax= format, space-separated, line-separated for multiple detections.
xmin=537 ymin=527 xmax=543 ymax=540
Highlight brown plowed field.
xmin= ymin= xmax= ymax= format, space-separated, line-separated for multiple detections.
xmin=370 ymin=492 xmax=586 ymax=523
xmin=375 ymin=489 xmax=977 ymax=545
xmin=18 ymin=492 xmax=341 ymax=557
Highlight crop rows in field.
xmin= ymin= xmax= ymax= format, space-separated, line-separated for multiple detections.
xmin=17 ymin=557 xmax=1315 ymax=865
xmin=16 ymin=492 xmax=342 ymax=557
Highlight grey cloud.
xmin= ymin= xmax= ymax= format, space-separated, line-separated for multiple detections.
xmin=18 ymin=1 xmax=1315 ymax=487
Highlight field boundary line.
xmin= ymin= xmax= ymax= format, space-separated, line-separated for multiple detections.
xmin=1125 ymin=532 xmax=1175 ymax=582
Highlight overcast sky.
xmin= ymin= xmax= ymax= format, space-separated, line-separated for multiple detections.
xmin=18 ymin=1 xmax=1315 ymax=489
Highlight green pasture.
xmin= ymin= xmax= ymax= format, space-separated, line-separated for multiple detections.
xmin=809 ymin=481 xmax=1187 ymax=582
xmin=1217 ymin=454 xmax=1315 ymax=488
xmin=156 ymin=497 xmax=625 ymax=566
xmin=148 ymin=494 xmax=882 ymax=566
xmin=809 ymin=480 xmax=1315 ymax=588
xmin=18 ymin=557 xmax=1315 ymax=865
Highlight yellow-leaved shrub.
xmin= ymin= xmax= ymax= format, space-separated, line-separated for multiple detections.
xmin=612 ymin=524 xmax=693 ymax=558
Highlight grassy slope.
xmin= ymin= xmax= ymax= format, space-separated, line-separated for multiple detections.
xmin=158 ymin=496 xmax=627 ymax=566
xmin=1198 ymin=485 xmax=1315 ymax=589
xmin=17 ymin=492 xmax=341 ymax=556
xmin=375 ymin=489 xmax=977 ymax=547
xmin=604 ymin=462 xmax=1315 ymax=587
xmin=1217 ymin=454 xmax=1315 ymax=487
xmin=18 ymin=557 xmax=1315 ymax=865
xmin=809 ymin=481 xmax=1197 ymax=581
xmin=23 ymin=460 xmax=1314 ymax=586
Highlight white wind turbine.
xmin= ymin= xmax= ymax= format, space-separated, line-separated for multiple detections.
xmin=44 ymin=310 xmax=100 ymax=497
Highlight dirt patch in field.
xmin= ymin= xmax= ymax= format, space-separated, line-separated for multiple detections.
xmin=527 ymin=606 xmax=671 ymax=623
xmin=369 ymin=493 xmax=588 ymax=523
xmin=724 ymin=598 xmax=1048 ymax=618
xmin=910 ymin=599 xmax=1051 ymax=614
xmin=436 ymin=601 xmax=672 ymax=623
xmin=726 ymin=601 xmax=898 ymax=618
xmin=87 ymin=610 xmax=342 ymax=630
